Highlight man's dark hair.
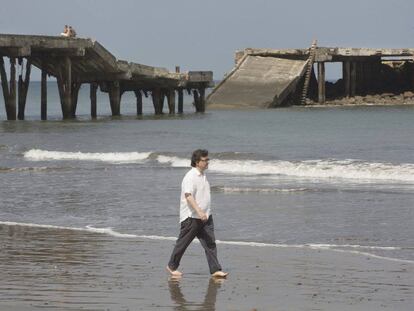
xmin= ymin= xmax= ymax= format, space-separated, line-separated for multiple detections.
xmin=191 ymin=149 xmax=208 ymax=167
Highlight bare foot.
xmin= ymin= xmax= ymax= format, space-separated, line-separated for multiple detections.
xmin=166 ymin=266 xmax=183 ymax=277
xmin=211 ymin=277 xmax=226 ymax=285
xmin=211 ymin=271 xmax=228 ymax=278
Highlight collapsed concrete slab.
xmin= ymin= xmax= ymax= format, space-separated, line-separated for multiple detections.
xmin=207 ymin=54 xmax=307 ymax=108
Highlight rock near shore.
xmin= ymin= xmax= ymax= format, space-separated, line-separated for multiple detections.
xmin=305 ymin=92 xmax=414 ymax=107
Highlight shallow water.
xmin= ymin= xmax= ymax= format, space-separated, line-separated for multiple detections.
xmin=1 ymin=224 xmax=412 ymax=310
xmin=1 ymin=84 xmax=414 ymax=264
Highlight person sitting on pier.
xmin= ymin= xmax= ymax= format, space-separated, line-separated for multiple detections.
xmin=60 ymin=25 xmax=69 ymax=37
xmin=68 ymin=26 xmax=77 ymax=38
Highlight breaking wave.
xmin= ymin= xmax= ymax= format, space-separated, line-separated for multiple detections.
xmin=23 ymin=149 xmax=414 ymax=182
xmin=211 ymin=186 xmax=310 ymax=193
xmin=158 ymin=155 xmax=414 ymax=182
xmin=24 ymin=149 xmax=151 ymax=163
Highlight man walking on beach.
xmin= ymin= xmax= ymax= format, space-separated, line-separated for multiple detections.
xmin=167 ymin=149 xmax=228 ymax=278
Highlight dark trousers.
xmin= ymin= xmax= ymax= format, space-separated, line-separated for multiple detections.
xmin=168 ymin=216 xmax=222 ymax=274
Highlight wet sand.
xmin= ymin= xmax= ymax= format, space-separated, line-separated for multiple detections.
xmin=0 ymin=224 xmax=412 ymax=310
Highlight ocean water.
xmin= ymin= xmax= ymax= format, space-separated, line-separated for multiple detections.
xmin=1 ymin=82 xmax=414 ymax=264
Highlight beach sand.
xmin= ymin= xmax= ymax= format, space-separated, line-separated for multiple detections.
xmin=0 ymin=224 xmax=412 ymax=311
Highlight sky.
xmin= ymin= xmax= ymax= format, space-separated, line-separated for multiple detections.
xmin=1 ymin=0 xmax=413 ymax=80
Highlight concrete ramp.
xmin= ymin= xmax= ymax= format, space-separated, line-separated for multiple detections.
xmin=207 ymin=55 xmax=307 ymax=108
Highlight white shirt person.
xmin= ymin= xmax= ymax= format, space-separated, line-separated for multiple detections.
xmin=167 ymin=149 xmax=228 ymax=278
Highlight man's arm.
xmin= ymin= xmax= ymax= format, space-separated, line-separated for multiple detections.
xmin=185 ymin=193 xmax=208 ymax=222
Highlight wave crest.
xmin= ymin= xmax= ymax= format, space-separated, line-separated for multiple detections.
xmin=23 ymin=149 xmax=414 ymax=182
xmin=212 ymin=186 xmax=309 ymax=193
xmin=24 ymin=149 xmax=152 ymax=163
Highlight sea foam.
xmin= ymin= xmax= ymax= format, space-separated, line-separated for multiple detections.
xmin=23 ymin=149 xmax=414 ymax=182
xmin=158 ymin=155 xmax=414 ymax=182
xmin=24 ymin=149 xmax=151 ymax=163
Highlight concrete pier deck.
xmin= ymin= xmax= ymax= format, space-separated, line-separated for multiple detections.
xmin=0 ymin=34 xmax=213 ymax=120
xmin=207 ymin=46 xmax=414 ymax=108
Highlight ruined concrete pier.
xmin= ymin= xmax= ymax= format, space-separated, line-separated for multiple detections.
xmin=207 ymin=45 xmax=414 ymax=108
xmin=0 ymin=34 xmax=213 ymax=120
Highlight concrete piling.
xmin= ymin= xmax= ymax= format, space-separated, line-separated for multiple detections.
xmin=317 ymin=62 xmax=325 ymax=103
xmin=134 ymin=90 xmax=143 ymax=115
xmin=90 ymin=83 xmax=97 ymax=119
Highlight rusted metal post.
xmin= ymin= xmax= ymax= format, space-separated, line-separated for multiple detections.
xmin=317 ymin=62 xmax=325 ymax=103
xmin=41 ymin=68 xmax=47 ymax=120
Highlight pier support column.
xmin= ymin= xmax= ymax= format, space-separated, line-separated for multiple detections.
xmin=56 ymin=56 xmax=73 ymax=119
xmin=71 ymin=82 xmax=81 ymax=117
xmin=356 ymin=62 xmax=364 ymax=95
xmin=17 ymin=58 xmax=31 ymax=120
xmin=167 ymin=89 xmax=175 ymax=114
xmin=411 ymin=66 xmax=414 ymax=92
xmin=151 ymin=88 xmax=162 ymax=114
xmin=194 ymin=88 xmax=205 ymax=112
xmin=108 ymin=81 xmax=121 ymax=116
xmin=63 ymin=56 xmax=72 ymax=118
xmin=90 ymin=83 xmax=97 ymax=119
xmin=0 ymin=58 xmax=9 ymax=120
xmin=134 ymin=90 xmax=143 ymax=115
xmin=371 ymin=59 xmax=382 ymax=92
xmin=193 ymin=89 xmax=200 ymax=112
xmin=177 ymin=89 xmax=184 ymax=113
xmin=199 ymin=88 xmax=206 ymax=112
xmin=0 ymin=57 xmax=17 ymax=120
xmin=41 ymin=67 xmax=47 ymax=120
xmin=160 ymin=90 xmax=166 ymax=113
xmin=317 ymin=62 xmax=326 ymax=104
xmin=343 ymin=61 xmax=351 ymax=97
xmin=9 ymin=58 xmax=17 ymax=120
xmin=0 ymin=57 xmax=16 ymax=120
xmin=350 ymin=61 xmax=357 ymax=97
xmin=363 ymin=62 xmax=373 ymax=93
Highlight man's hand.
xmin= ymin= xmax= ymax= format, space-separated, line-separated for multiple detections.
xmin=198 ymin=211 xmax=208 ymax=223
xmin=186 ymin=193 xmax=208 ymax=222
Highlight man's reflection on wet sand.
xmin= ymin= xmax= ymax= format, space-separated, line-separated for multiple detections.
xmin=168 ymin=277 xmax=224 ymax=311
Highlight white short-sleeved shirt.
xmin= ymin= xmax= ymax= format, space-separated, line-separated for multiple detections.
xmin=179 ymin=167 xmax=211 ymax=223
